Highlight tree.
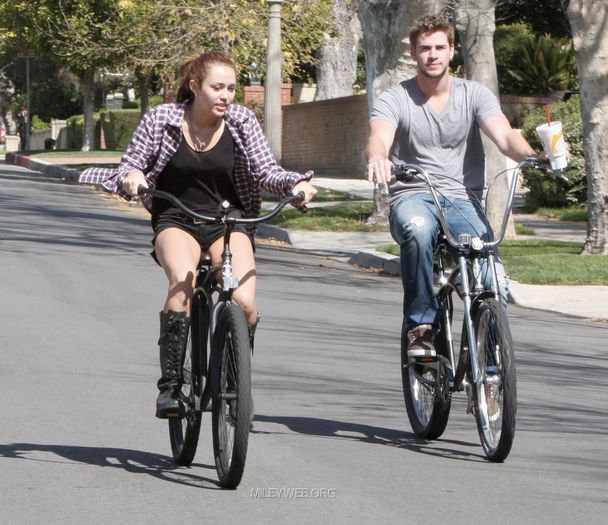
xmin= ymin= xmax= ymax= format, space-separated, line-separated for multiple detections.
xmin=358 ymin=0 xmax=444 ymax=226
xmin=563 ymin=0 xmax=608 ymax=254
xmin=454 ymin=0 xmax=516 ymax=239
xmin=1 ymin=1 xmax=333 ymax=138
xmin=496 ymin=0 xmax=571 ymax=38
xmin=314 ymin=0 xmax=362 ymax=100
xmin=116 ymin=0 xmax=331 ymax=105
xmin=0 ymin=0 xmax=125 ymax=151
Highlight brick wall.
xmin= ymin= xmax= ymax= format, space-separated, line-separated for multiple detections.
xmin=281 ymin=94 xmax=368 ymax=178
xmin=243 ymin=84 xmax=294 ymax=107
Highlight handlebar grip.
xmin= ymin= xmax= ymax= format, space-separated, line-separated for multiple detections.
xmin=137 ymin=185 xmax=148 ymax=196
xmin=392 ymin=165 xmax=418 ymax=183
xmin=293 ymin=190 xmax=308 ymax=213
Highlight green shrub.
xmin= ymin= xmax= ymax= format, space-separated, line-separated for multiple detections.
xmin=66 ymin=113 xmax=104 ymax=149
xmin=31 ymin=115 xmax=50 ymax=131
xmin=495 ymin=23 xmax=536 ymax=95
xmin=149 ymin=95 xmax=163 ymax=108
xmin=520 ymin=96 xmax=586 ymax=208
xmin=505 ymin=34 xmax=577 ymax=95
xmin=101 ymin=110 xmax=142 ymax=150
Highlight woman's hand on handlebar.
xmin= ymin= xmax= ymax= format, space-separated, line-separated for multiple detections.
xmin=292 ymin=180 xmax=317 ymax=209
xmin=367 ymin=156 xmax=393 ymax=185
xmin=121 ymin=169 xmax=148 ymax=196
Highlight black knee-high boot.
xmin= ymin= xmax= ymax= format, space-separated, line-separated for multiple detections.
xmin=156 ymin=310 xmax=190 ymax=418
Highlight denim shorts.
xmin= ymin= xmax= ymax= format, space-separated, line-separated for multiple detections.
xmin=150 ymin=213 xmax=252 ymax=266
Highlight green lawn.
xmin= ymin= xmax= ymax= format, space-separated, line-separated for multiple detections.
xmin=264 ymin=186 xmax=366 ymax=203
xmin=379 ymin=240 xmax=608 ymax=285
xmin=267 ymin=203 xmax=383 ymax=231
xmin=500 ymin=240 xmax=607 ymax=285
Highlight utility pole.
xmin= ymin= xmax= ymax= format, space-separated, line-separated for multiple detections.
xmin=17 ymin=50 xmax=35 ymax=150
xmin=264 ymin=0 xmax=283 ymax=160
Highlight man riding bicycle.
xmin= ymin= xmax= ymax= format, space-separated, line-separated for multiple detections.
xmin=366 ymin=15 xmax=542 ymax=360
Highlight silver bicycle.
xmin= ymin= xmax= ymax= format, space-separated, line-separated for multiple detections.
xmin=395 ymin=157 xmax=550 ymax=461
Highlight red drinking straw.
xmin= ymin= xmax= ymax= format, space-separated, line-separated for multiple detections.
xmin=546 ymin=104 xmax=551 ymax=124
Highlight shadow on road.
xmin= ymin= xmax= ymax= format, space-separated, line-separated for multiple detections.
xmin=253 ymin=414 xmax=487 ymax=462
xmin=0 ymin=442 xmax=222 ymax=489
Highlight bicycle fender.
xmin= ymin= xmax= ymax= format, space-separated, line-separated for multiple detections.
xmin=470 ymin=291 xmax=497 ymax=318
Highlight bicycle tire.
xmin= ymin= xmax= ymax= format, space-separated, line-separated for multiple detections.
xmin=168 ymin=292 xmax=207 ymax=466
xmin=471 ymin=298 xmax=516 ymax=461
xmin=211 ymin=302 xmax=251 ymax=489
xmin=401 ymin=305 xmax=452 ymax=440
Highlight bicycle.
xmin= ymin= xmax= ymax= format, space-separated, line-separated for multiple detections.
xmin=139 ymin=185 xmax=304 ymax=488
xmin=395 ymin=157 xmax=550 ymax=462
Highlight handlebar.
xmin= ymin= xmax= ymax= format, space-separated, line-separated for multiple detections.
xmin=138 ymin=186 xmax=305 ymax=225
xmin=392 ymin=156 xmax=551 ymax=183
xmin=390 ymin=156 xmax=556 ymax=250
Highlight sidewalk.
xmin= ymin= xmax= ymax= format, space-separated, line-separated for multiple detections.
xmin=4 ymin=152 xmax=607 ymax=322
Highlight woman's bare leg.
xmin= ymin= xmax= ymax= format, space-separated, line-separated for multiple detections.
xmin=154 ymin=227 xmax=201 ymax=313
xmin=208 ymin=232 xmax=258 ymax=325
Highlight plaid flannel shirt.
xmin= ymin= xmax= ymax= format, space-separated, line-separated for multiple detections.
xmin=78 ymin=102 xmax=313 ymax=227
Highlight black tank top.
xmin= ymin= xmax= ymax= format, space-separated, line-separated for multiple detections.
xmin=151 ymin=125 xmax=243 ymax=220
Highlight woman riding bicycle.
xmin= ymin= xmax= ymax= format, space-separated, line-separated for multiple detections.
xmin=79 ymin=51 xmax=317 ymax=418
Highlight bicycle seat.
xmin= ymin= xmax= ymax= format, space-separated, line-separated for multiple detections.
xmin=199 ymin=252 xmax=212 ymax=266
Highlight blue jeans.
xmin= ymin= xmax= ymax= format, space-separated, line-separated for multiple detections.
xmin=389 ymin=193 xmax=508 ymax=330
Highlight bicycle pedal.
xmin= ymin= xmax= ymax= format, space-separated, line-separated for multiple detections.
xmin=156 ymin=409 xmax=183 ymax=419
xmin=415 ymin=356 xmax=437 ymax=364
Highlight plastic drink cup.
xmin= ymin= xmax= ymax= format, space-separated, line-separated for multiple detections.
xmin=535 ymin=121 xmax=568 ymax=170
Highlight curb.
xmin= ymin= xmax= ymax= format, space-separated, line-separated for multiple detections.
xmin=256 ymin=223 xmax=293 ymax=244
xmin=5 ymin=152 xmax=81 ymax=182
xmin=348 ymin=250 xmax=401 ymax=276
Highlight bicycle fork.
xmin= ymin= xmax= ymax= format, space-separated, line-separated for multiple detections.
xmin=460 ymin=252 xmax=498 ymax=426
xmin=457 ymin=253 xmax=484 ymax=416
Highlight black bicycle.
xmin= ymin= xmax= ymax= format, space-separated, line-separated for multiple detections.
xmin=139 ymin=186 xmax=304 ymax=488
xmin=395 ymin=157 xmax=551 ymax=461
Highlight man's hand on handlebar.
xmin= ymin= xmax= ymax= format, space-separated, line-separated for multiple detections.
xmin=121 ymin=169 xmax=148 ymax=196
xmin=367 ymin=156 xmax=393 ymax=186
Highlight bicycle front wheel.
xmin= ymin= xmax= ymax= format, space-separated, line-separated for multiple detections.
xmin=472 ymin=298 xmax=516 ymax=461
xmin=211 ymin=303 xmax=251 ymax=489
xmin=169 ymin=293 xmax=207 ymax=466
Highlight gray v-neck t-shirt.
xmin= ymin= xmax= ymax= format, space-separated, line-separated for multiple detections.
xmin=370 ymin=76 xmax=503 ymax=204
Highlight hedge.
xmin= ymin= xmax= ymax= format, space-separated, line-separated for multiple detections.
xmin=66 ymin=109 xmax=143 ymax=151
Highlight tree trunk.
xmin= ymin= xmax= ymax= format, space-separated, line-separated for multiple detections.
xmin=359 ymin=0 xmax=443 ymax=226
xmin=455 ymin=0 xmax=516 ymax=240
xmin=81 ymin=68 xmax=95 ymax=152
xmin=315 ymin=0 xmax=362 ymax=101
xmin=136 ymin=67 xmax=151 ymax=117
xmin=564 ymin=0 xmax=608 ymax=255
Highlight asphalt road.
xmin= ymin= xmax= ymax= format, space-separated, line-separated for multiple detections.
xmin=1 ymin=161 xmax=607 ymax=524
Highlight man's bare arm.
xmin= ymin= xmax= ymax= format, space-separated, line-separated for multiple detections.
xmin=367 ymin=119 xmax=397 ymax=185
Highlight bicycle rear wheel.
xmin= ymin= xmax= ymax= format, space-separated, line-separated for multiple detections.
xmin=169 ymin=293 xmax=207 ymax=466
xmin=472 ymin=298 xmax=516 ymax=461
xmin=401 ymin=310 xmax=452 ymax=440
xmin=211 ymin=302 xmax=251 ymax=489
